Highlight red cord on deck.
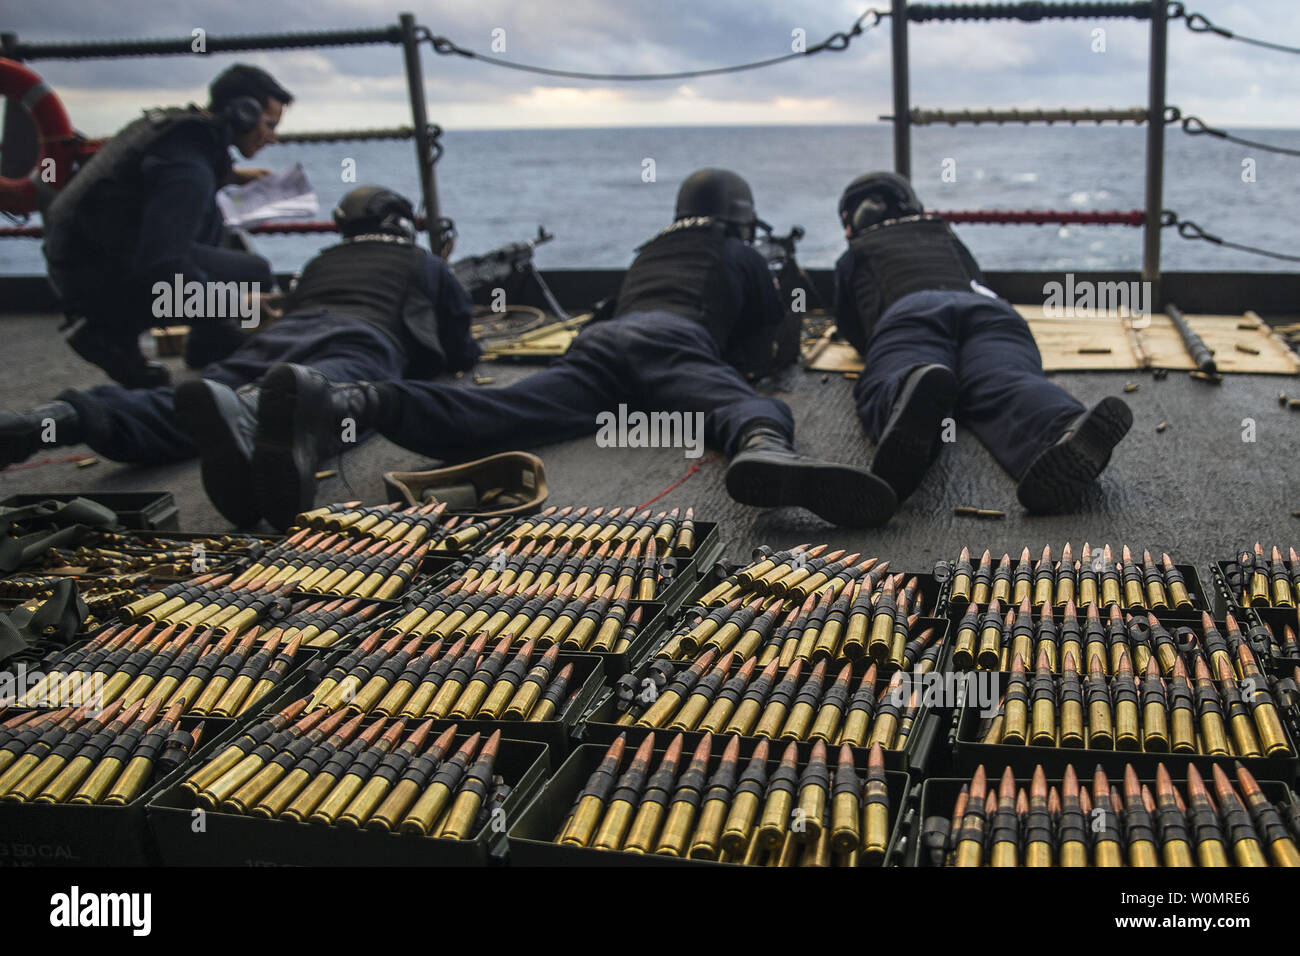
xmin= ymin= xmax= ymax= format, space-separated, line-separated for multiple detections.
xmin=637 ymin=453 xmax=721 ymax=510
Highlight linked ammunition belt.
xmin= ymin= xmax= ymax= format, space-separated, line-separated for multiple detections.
xmin=302 ymin=631 xmax=579 ymax=722
xmin=669 ymin=552 xmax=936 ymax=671
xmin=181 ymin=705 xmax=508 ymax=838
xmin=951 ymin=598 xmax=1250 ymax=677
xmin=505 ymin=504 xmax=697 ymax=560
xmin=973 ymin=633 xmax=1294 ymax=758
xmin=1250 ymin=619 xmax=1300 ymax=661
xmin=0 ymin=699 xmax=197 ymax=806
xmin=606 ymin=652 xmax=930 ymax=752
xmin=14 ymin=619 xmax=306 ymax=717
xmin=949 ymin=544 xmax=1198 ymax=612
xmin=381 ymin=529 xmax=678 ymax=654
xmin=925 ymin=761 xmax=1300 ymax=867
xmin=1225 ymin=543 xmax=1300 ymax=610
xmin=553 ymin=732 xmax=892 ymax=866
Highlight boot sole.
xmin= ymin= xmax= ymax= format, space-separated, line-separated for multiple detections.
xmin=870 ymin=364 xmax=957 ymax=501
xmin=725 ymin=456 xmax=897 ymax=528
xmin=1016 ymin=396 xmax=1133 ymax=514
xmin=253 ymin=365 xmax=327 ymax=532
xmin=173 ymin=381 xmax=261 ymax=528
xmin=66 ymin=324 xmax=171 ymax=389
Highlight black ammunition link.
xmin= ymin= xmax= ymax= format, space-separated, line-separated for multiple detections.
xmin=1030 ymin=673 xmax=1055 ymax=705
xmin=923 ymin=817 xmax=951 ymax=865
xmin=1092 ymin=806 xmax=1122 ymax=845
xmin=1218 ymin=802 xmax=1260 ymax=847
xmin=1085 ymin=674 xmax=1110 ymax=705
xmin=1167 ymin=679 xmax=1195 ymax=713
xmin=1110 ymin=676 xmax=1139 ymax=708
xmin=672 ymin=766 xmax=708 ymax=803
xmin=1187 ymin=802 xmax=1226 ymax=848
xmin=128 ymin=728 xmax=169 ymax=766
xmin=832 ymin=770 xmax=861 ymax=800
xmin=792 ymin=675 xmax=825 ymax=711
xmin=371 ymin=747 xmax=419 ymax=786
xmin=540 ymin=672 xmax=570 ymax=710
xmin=1140 ymin=675 xmax=1166 ymax=708
xmin=1123 ymin=801 xmax=1158 ymax=848
xmin=47 ymin=728 xmax=96 ymax=762
xmin=289 ymin=742 xmax=337 ymax=776
xmin=989 ymin=806 xmax=1019 ymax=847
xmin=1154 ymin=802 xmax=1190 ymax=847
xmin=271 ymin=733 xmax=323 ymax=770
xmin=320 ymin=741 xmax=369 ymax=779
xmin=98 ymin=729 xmax=145 ymax=765
xmin=1245 ymin=798 xmax=1291 ymax=848
xmin=158 ymin=727 xmax=196 ymax=772
xmin=1024 ymin=806 xmax=1053 ymax=847
xmin=846 ymin=682 xmax=878 ymax=720
xmin=765 ymin=763 xmax=798 ymax=797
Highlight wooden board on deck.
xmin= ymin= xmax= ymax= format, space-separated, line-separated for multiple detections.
xmin=804 ymin=307 xmax=1299 ymax=375
xmin=1139 ymin=310 xmax=1299 ymax=374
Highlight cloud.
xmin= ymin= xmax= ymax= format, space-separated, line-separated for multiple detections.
xmin=5 ymin=0 xmax=1299 ymax=131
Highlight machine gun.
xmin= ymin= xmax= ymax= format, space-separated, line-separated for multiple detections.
xmin=450 ymin=226 xmax=569 ymax=320
xmin=752 ymin=223 xmax=821 ymax=374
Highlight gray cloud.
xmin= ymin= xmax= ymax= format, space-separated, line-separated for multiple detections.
xmin=5 ymin=0 xmax=1299 ymax=131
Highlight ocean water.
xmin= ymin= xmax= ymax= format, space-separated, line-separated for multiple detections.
xmin=3 ymin=123 xmax=1298 ymax=275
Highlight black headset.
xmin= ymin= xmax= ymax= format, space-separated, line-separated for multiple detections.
xmin=332 ymin=187 xmax=417 ymax=241
xmin=223 ymin=95 xmax=264 ymax=135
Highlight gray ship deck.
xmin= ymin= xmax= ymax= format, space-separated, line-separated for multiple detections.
xmin=1 ymin=311 xmax=1296 ymax=582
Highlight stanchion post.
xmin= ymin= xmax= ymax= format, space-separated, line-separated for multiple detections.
xmin=890 ymin=0 xmax=912 ymax=179
xmin=1143 ymin=0 xmax=1168 ymax=305
xmin=398 ymin=12 xmax=448 ymax=257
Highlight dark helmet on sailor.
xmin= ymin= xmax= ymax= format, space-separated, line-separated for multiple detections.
xmin=332 ymin=186 xmax=417 ymax=241
xmin=675 ymin=168 xmax=765 ymax=239
xmin=838 ymin=171 xmax=924 ymax=235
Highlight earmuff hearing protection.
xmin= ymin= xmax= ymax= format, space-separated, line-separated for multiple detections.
xmin=224 ymin=95 xmax=263 ymax=135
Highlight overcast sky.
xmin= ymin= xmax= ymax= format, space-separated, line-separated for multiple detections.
xmin=6 ymin=0 xmax=1298 ymax=133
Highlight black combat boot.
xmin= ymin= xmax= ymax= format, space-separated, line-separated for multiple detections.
xmin=0 ymin=401 xmax=82 ymax=469
xmin=65 ymin=318 xmax=170 ymax=389
xmin=252 ymin=363 xmax=387 ymax=531
xmin=724 ymin=421 xmax=897 ymax=527
xmin=173 ymin=380 xmax=262 ymax=528
xmin=1016 ymin=396 xmax=1133 ymax=514
xmin=870 ymin=364 xmax=958 ymax=502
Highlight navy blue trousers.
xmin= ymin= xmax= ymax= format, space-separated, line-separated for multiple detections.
xmin=60 ymin=314 xmax=405 ymax=464
xmin=384 ymin=311 xmax=793 ymax=460
xmin=854 ymin=290 xmax=1085 ymax=479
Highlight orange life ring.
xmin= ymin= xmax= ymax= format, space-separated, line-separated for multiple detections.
xmin=0 ymin=58 xmax=77 ymax=215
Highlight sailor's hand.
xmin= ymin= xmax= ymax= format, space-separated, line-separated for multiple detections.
xmin=230 ymin=167 xmax=273 ymax=185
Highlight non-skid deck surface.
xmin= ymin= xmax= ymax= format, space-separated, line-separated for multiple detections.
xmin=2 ymin=313 xmax=1297 ymax=590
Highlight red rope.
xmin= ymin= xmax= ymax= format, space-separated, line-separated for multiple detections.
xmin=0 ymin=210 xmax=1145 ymax=239
xmin=935 ymin=208 xmax=1145 ymax=225
xmin=0 ymin=216 xmax=432 ymax=239
xmin=637 ymin=453 xmax=721 ymax=510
